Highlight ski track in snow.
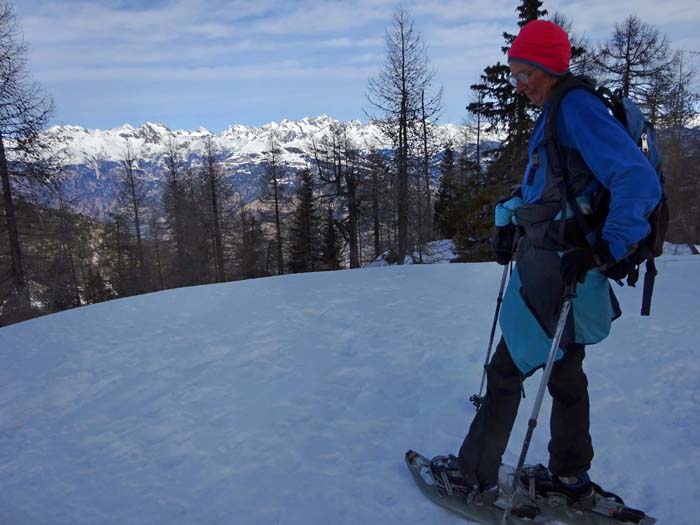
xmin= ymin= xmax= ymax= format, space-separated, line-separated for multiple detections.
xmin=0 ymin=256 xmax=698 ymax=524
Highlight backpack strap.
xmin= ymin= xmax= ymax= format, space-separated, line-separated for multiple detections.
xmin=546 ymin=76 xmax=664 ymax=316
xmin=641 ymin=259 xmax=657 ymax=316
xmin=594 ymin=85 xmax=628 ymax=127
xmin=543 ymin=75 xmax=601 ymax=248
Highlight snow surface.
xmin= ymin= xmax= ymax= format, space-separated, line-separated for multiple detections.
xmin=1 ymin=255 xmax=699 ymax=525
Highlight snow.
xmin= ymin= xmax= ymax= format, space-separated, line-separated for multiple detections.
xmin=42 ymin=116 xmax=472 ymax=169
xmin=367 ymin=239 xmax=458 ymax=266
xmin=1 ymin=254 xmax=699 ymax=524
xmin=663 ymin=241 xmax=699 ymax=255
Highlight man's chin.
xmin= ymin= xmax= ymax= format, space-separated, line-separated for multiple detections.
xmin=526 ymin=93 xmax=543 ymax=106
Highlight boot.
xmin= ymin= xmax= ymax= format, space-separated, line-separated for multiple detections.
xmin=430 ymin=455 xmax=499 ymax=506
xmin=552 ymin=472 xmax=595 ymax=507
xmin=520 ymin=464 xmax=595 ymax=509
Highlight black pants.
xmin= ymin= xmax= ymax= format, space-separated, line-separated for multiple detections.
xmin=458 ymin=338 xmax=593 ymax=488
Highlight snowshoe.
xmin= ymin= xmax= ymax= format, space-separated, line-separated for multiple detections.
xmin=407 ymin=450 xmax=657 ymax=524
xmin=406 ymin=450 xmax=545 ymax=523
xmin=519 ymin=463 xmax=655 ymax=524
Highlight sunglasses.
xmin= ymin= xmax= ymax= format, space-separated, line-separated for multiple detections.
xmin=508 ymin=65 xmax=537 ymax=87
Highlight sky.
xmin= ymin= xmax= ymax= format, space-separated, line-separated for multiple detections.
xmin=1 ymin=247 xmax=698 ymax=524
xmin=15 ymin=0 xmax=700 ymax=132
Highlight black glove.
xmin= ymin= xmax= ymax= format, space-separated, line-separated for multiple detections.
xmin=491 ymin=224 xmax=516 ymax=266
xmin=560 ymin=241 xmax=615 ymax=285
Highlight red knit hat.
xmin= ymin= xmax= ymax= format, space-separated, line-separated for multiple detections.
xmin=508 ymin=20 xmax=570 ymax=76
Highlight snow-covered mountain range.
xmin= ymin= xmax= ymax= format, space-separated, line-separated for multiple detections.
xmin=49 ymin=116 xmax=394 ymax=167
xmin=44 ymin=113 xmax=699 ymax=218
xmin=44 ymin=116 xmax=482 ymax=217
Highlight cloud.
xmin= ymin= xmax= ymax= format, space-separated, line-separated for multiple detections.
xmin=414 ymin=0 xmax=516 ymax=21
xmin=242 ymin=0 xmax=394 ymax=35
xmin=15 ymin=0 xmax=700 ymax=130
xmin=546 ymin=0 xmax=700 ymax=43
xmin=428 ymin=22 xmax=506 ymax=50
xmin=38 ymin=59 xmax=376 ymax=84
xmin=317 ymin=37 xmax=384 ymax=49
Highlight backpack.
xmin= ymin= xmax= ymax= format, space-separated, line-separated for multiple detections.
xmin=544 ymin=75 xmax=669 ymax=316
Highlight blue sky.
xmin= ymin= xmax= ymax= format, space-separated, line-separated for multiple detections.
xmin=16 ymin=0 xmax=700 ymax=132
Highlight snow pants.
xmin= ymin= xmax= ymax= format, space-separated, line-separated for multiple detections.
xmin=458 ymin=337 xmax=593 ymax=489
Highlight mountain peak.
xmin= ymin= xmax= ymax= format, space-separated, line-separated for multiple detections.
xmin=41 ymin=116 xmax=494 ymax=167
xmin=139 ymin=122 xmax=171 ymax=132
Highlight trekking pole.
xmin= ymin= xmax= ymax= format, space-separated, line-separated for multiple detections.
xmin=499 ymin=284 xmax=577 ymax=525
xmin=469 ymin=262 xmax=509 ymax=410
xmin=470 ymin=228 xmax=520 ymax=410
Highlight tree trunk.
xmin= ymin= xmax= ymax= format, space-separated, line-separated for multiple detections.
xmin=396 ymin=25 xmax=409 ymax=264
xmin=211 ymin=185 xmax=225 ymax=281
xmin=421 ymin=89 xmax=432 ymax=234
xmin=205 ymin=140 xmax=225 ymax=282
xmin=372 ymin=170 xmax=381 ymax=259
xmin=397 ymin=105 xmax=409 ymax=263
xmin=347 ymin=171 xmax=360 ymax=268
xmin=121 ymin=146 xmax=146 ymax=285
xmin=272 ymin=173 xmax=284 ymax=275
xmin=150 ymin=214 xmax=165 ymax=290
xmin=209 ymin=171 xmax=225 ymax=282
xmin=128 ymin=171 xmax=146 ymax=281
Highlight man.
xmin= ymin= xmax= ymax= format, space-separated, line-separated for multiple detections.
xmin=456 ymin=20 xmax=662 ymax=506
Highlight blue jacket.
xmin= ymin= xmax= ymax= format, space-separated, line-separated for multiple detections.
xmin=521 ymin=88 xmax=662 ymax=260
xmin=500 ymin=87 xmax=662 ymax=375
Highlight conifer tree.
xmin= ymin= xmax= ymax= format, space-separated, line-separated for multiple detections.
xmin=311 ymin=123 xmax=363 ymax=268
xmin=320 ymin=204 xmax=343 ymax=271
xmin=189 ymin=172 xmax=209 ymax=280
xmin=22 ymin=191 xmax=87 ymax=313
xmin=102 ymin=212 xmax=136 ymax=296
xmin=658 ymin=51 xmax=700 ymax=250
xmin=467 ymin=0 xmax=546 ymax=188
xmin=84 ymin=267 xmax=112 ymax=304
xmin=433 ymin=143 xmax=459 ymax=239
xmin=147 ymin=205 xmax=166 ymax=290
xmin=51 ymin=197 xmax=83 ymax=309
xmin=459 ymin=0 xmax=546 ymax=259
xmin=464 ymin=84 xmax=488 ymax=177
xmin=234 ymin=210 xmax=268 ymax=279
xmin=44 ymin=254 xmax=78 ymax=312
xmin=364 ymin=148 xmax=391 ymax=260
xmin=287 ymin=169 xmax=319 ymax=274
